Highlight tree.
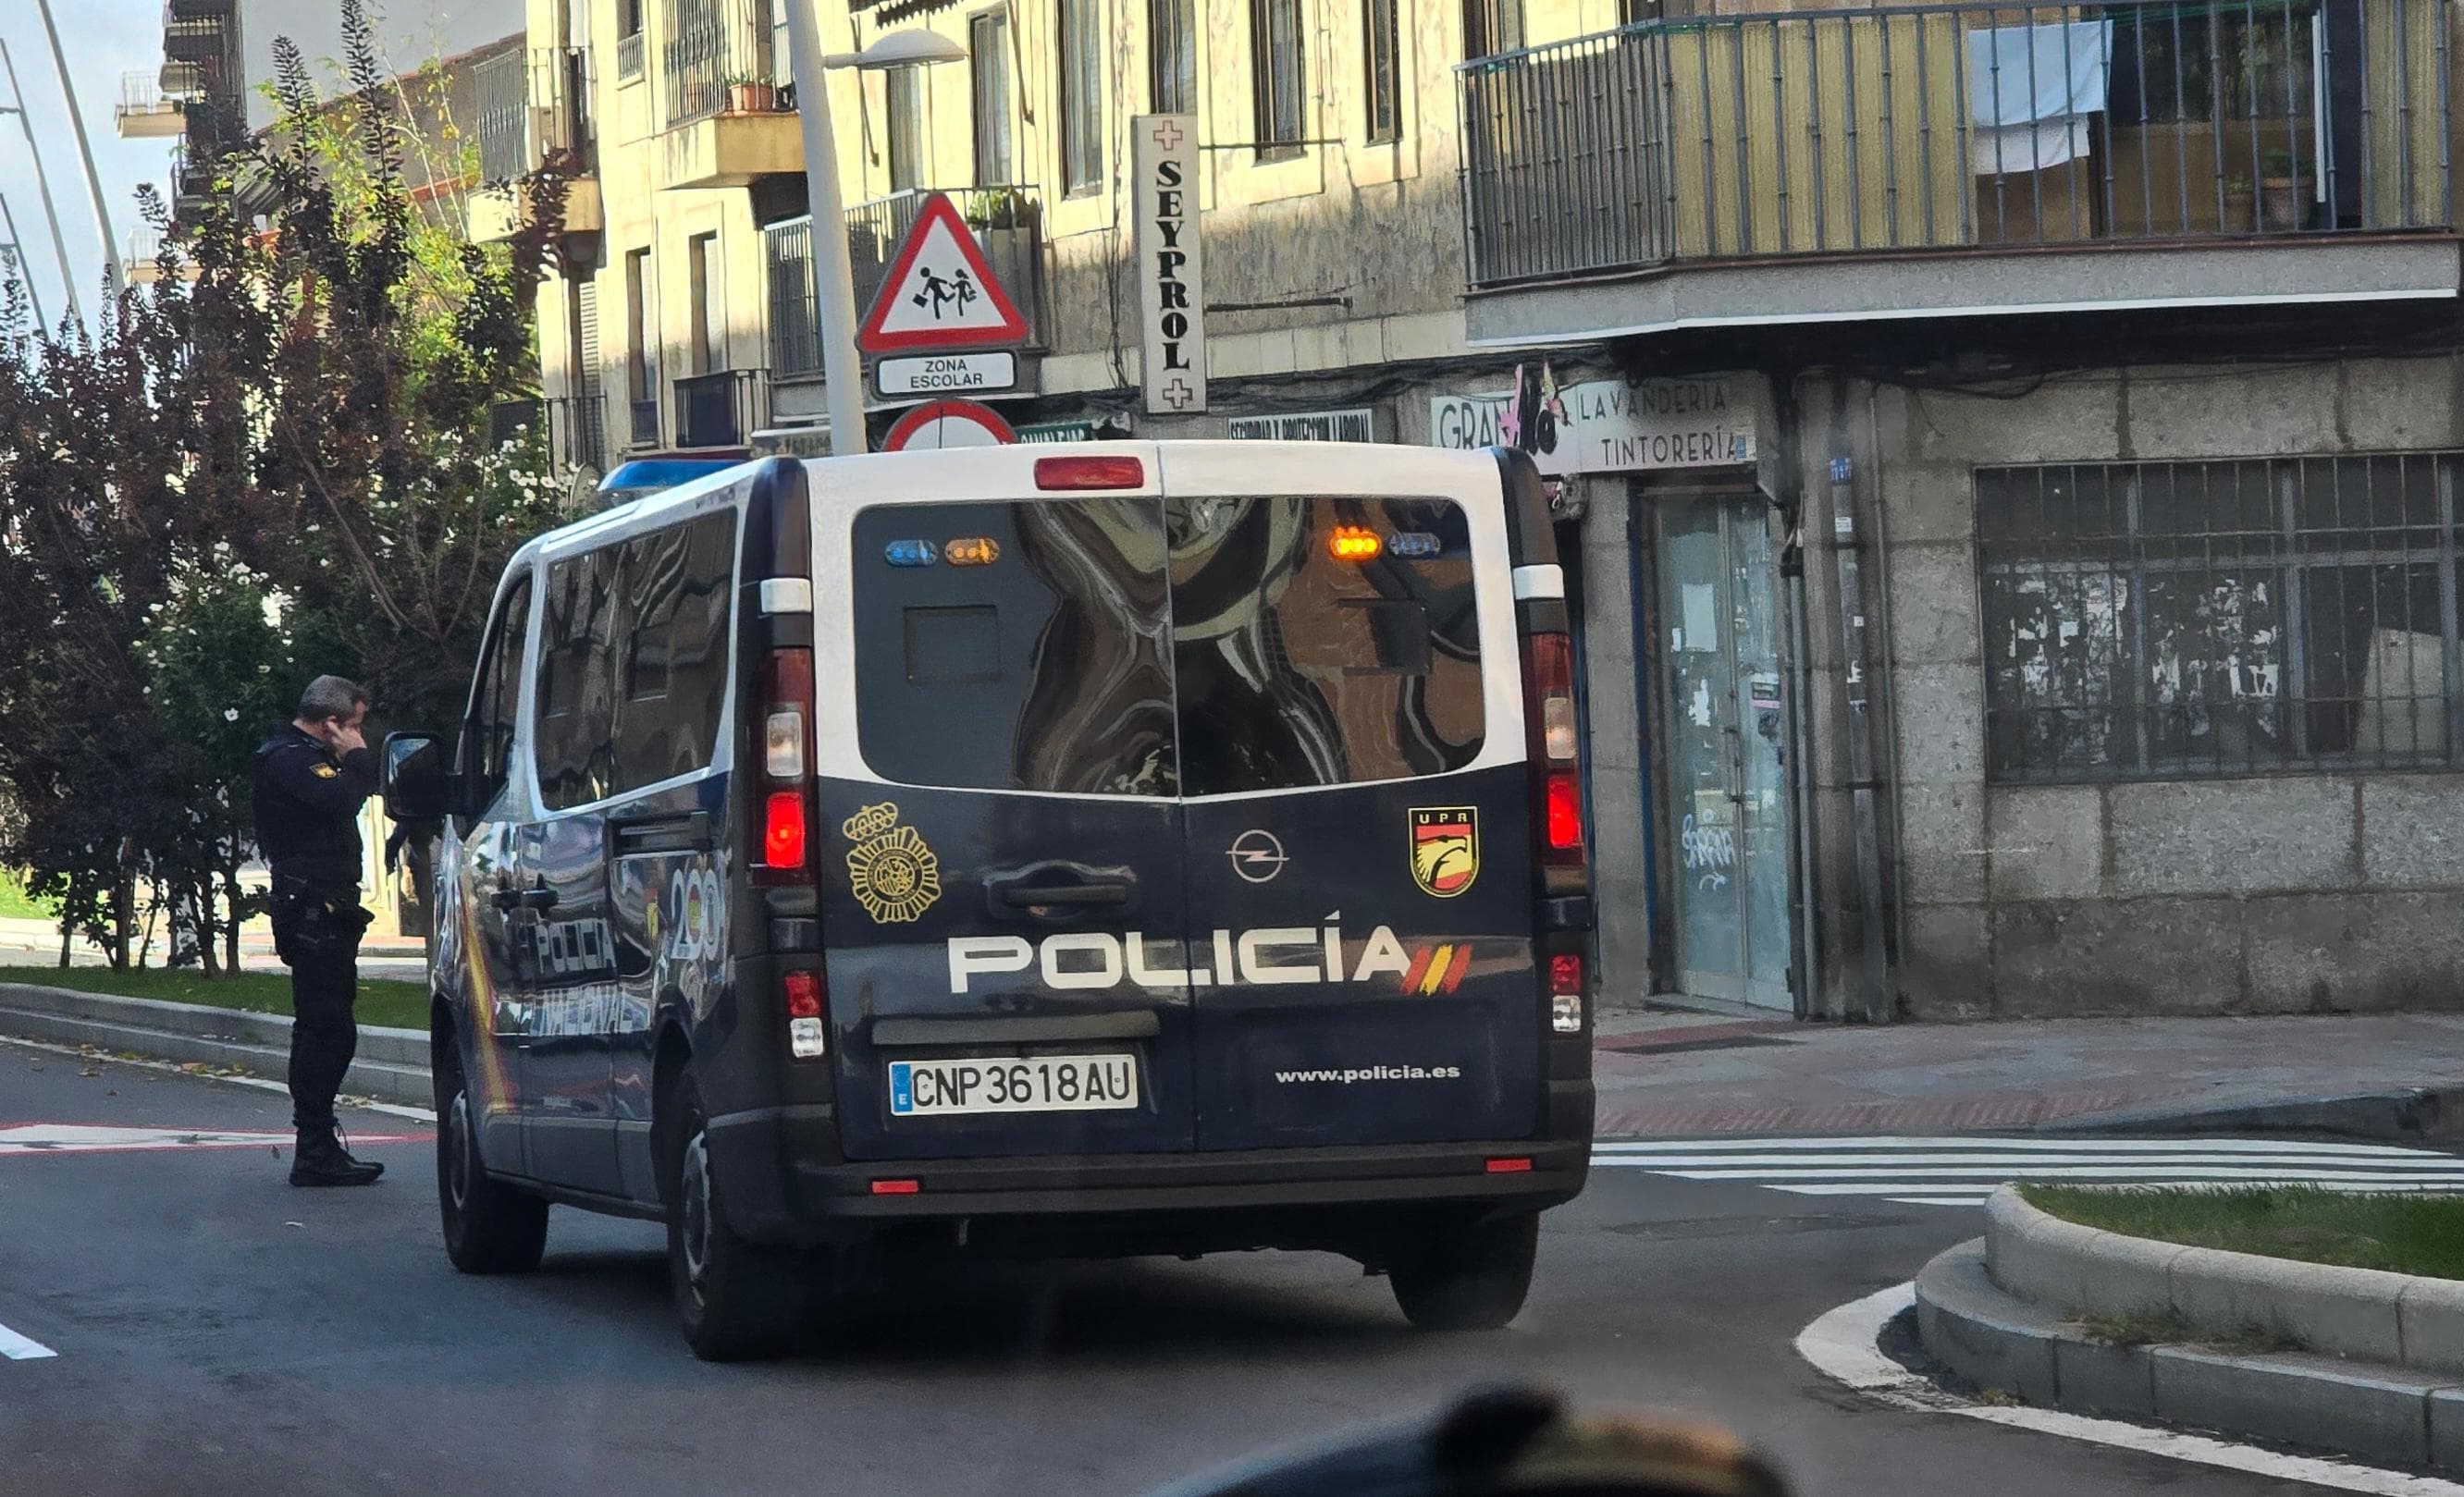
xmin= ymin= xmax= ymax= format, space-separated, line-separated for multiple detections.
xmin=0 ymin=0 xmax=572 ymax=967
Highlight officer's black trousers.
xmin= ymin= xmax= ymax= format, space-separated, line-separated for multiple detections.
xmin=282 ymin=919 xmax=363 ymax=1135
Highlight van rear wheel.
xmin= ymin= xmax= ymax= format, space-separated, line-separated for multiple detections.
xmin=436 ymin=1063 xmax=548 ymax=1275
xmin=1387 ymin=1212 xmax=1538 ymax=1331
xmin=665 ymin=1070 xmax=807 ymax=1361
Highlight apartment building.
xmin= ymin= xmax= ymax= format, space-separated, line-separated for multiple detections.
xmin=482 ymin=0 xmax=2464 ymax=1021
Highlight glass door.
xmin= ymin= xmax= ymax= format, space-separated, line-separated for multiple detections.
xmin=1657 ymin=497 xmax=1793 ymax=1011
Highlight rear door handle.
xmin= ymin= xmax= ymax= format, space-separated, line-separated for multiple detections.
xmin=519 ymin=887 xmax=560 ymax=912
xmin=997 ymin=883 xmax=1131 ymax=909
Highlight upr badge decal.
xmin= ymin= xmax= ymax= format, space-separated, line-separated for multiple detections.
xmin=845 ymin=803 xmax=942 ymax=924
xmin=311 ymin=763 xmax=339 ymax=779
xmin=1409 ymin=806 xmax=1479 ymax=899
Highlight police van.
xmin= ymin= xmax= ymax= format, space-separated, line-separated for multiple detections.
xmin=382 ymin=442 xmax=1595 ymax=1360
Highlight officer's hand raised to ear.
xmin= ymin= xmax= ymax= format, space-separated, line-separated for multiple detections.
xmin=325 ymin=720 xmax=368 ymax=756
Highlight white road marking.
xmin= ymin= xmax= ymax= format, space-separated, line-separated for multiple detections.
xmin=0 ymin=1321 xmax=56 ymax=1360
xmin=1593 ymin=1135 xmax=2464 ymax=1207
xmin=0 ymin=1034 xmax=436 ymax=1124
xmin=1796 ymin=1282 xmax=2464 ymax=1496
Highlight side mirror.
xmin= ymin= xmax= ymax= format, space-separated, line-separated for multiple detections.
xmin=383 ymin=731 xmax=450 ymax=822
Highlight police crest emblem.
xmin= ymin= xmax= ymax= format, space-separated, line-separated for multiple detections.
xmin=844 ymin=803 xmax=942 ymax=924
xmin=1409 ymin=806 xmax=1479 ymax=899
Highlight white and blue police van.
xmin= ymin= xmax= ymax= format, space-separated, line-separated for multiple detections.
xmin=383 ymin=442 xmax=1596 ymax=1359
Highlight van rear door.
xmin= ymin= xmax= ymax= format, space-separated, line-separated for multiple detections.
xmin=817 ymin=468 xmax=1199 ymax=1161
xmin=1157 ymin=446 xmax=1544 ymax=1150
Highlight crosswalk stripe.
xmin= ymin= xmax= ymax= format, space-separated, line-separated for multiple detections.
xmin=1586 ymin=1134 xmax=2464 ymax=1209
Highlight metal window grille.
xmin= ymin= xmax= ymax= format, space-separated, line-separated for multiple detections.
xmin=1252 ymin=0 xmax=1306 ymax=157
xmin=1364 ymin=0 xmax=1401 ymax=143
xmin=764 ymin=217 xmax=821 ymax=377
xmin=887 ymin=67 xmax=923 ymax=192
xmin=665 ymin=0 xmax=778 ymax=128
xmin=475 ymin=49 xmax=530 ymax=185
xmin=1149 ymin=0 xmax=1197 ymax=114
xmin=1977 ymin=454 xmax=2464 ymax=781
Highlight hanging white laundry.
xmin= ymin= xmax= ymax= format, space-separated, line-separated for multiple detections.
xmin=1965 ymin=20 xmax=2113 ymax=176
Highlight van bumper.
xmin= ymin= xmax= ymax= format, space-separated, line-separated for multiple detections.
xmin=704 ymin=1081 xmax=1594 ymax=1248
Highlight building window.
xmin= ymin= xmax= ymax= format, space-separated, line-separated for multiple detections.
xmin=1250 ymin=0 xmax=1304 ymax=159
xmin=971 ymin=10 xmax=1015 ymax=185
xmin=618 ymin=0 xmax=647 ymax=80
xmin=1149 ymin=0 xmax=1196 ymax=115
xmin=686 ymin=231 xmax=720 ymax=374
xmin=886 ymin=66 xmax=925 ymax=192
xmin=624 ymin=248 xmax=656 ymax=445
xmin=1058 ymin=0 xmax=1103 ymax=194
xmin=1464 ymin=0 xmax=1522 ymax=58
xmin=1978 ymin=455 xmax=2464 ymax=781
xmin=1362 ymin=0 xmax=1399 ymax=144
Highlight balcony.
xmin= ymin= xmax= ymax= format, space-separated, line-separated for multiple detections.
xmin=767 ymin=187 xmax=1047 ymax=382
xmin=470 ymin=48 xmax=603 ymax=244
xmin=1458 ymin=0 xmax=2457 ymax=346
xmin=490 ymin=394 xmax=610 ymax=478
xmin=659 ymin=0 xmax=798 ymax=189
xmin=673 ymin=369 xmax=766 ymax=449
xmin=115 ymin=72 xmax=184 ymax=139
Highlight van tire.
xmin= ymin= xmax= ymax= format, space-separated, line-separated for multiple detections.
xmin=665 ymin=1070 xmax=806 ymax=1361
xmin=1387 ymin=1213 xmax=1538 ymax=1331
xmin=436 ymin=1053 xmax=548 ymax=1275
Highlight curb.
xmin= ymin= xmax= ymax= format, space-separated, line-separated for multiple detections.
xmin=0 ymin=982 xmax=432 ymax=1110
xmin=2038 ymin=1086 xmax=2464 ymax=1143
xmin=1916 ymin=1187 xmax=2464 ymax=1471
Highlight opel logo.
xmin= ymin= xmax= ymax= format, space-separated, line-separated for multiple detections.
xmin=1227 ymin=829 xmax=1288 ymax=884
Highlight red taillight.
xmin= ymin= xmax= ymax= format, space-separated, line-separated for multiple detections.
xmin=870 ymin=1178 xmax=921 ymax=1196
xmin=783 ymin=970 xmax=823 ymax=1019
xmin=1486 ymin=1157 xmax=1534 ymax=1174
xmin=1522 ymin=631 xmax=1586 ymax=877
xmin=764 ymin=791 xmax=807 ymax=869
xmin=1548 ymin=952 xmax=1583 ymax=996
xmin=1546 ymin=773 xmax=1583 ymax=852
xmin=1034 ymin=456 xmax=1145 ymax=490
xmin=751 ymin=648 xmax=814 ymax=882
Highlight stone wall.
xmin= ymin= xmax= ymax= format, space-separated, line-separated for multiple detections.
xmin=1871 ymin=357 xmax=2464 ymax=1017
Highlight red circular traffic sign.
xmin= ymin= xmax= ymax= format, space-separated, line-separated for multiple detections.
xmin=881 ymin=399 xmax=1017 ymax=451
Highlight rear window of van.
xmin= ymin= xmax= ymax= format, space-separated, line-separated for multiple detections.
xmin=850 ymin=495 xmax=1484 ymax=797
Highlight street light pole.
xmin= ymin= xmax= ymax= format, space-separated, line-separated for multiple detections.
xmin=0 ymin=41 xmax=80 ymax=324
xmin=32 ymin=0 xmax=122 ymax=305
xmin=779 ymin=0 xmax=869 ymax=457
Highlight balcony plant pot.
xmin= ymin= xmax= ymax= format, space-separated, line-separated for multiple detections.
xmin=2223 ymin=179 xmax=2257 ymax=233
xmin=727 ymin=80 xmax=776 ymax=114
xmin=2260 ymin=149 xmax=2303 ymax=230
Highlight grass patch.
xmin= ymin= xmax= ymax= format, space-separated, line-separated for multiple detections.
xmin=0 ymin=961 xmax=427 ymax=1031
xmin=2024 ymin=1183 xmax=2464 ymax=1282
xmin=0 ymin=870 xmax=57 ymax=921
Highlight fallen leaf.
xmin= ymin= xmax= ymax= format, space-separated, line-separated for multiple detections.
xmin=79 ymin=1066 xmax=100 ymax=1077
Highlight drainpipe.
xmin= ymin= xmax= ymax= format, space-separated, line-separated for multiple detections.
xmin=1826 ymin=381 xmax=1892 ymax=1024
xmin=1765 ymin=369 xmax=1821 ymax=1020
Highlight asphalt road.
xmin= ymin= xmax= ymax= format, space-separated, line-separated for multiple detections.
xmin=0 ymin=1046 xmax=2399 ymax=1497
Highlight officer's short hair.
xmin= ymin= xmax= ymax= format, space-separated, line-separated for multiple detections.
xmin=297 ymin=675 xmax=369 ymax=724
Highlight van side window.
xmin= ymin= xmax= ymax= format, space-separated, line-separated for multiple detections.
xmin=611 ymin=509 xmax=737 ymax=793
xmin=462 ymin=571 xmax=534 ymax=814
xmin=534 ymin=547 xmax=625 ymax=811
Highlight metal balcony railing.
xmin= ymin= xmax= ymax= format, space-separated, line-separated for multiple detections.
xmin=618 ymin=31 xmax=647 ymax=82
xmin=475 ymin=49 xmax=528 ymax=186
xmin=767 ymin=187 xmax=1046 ymax=377
xmin=478 ymin=47 xmax=595 ymax=188
xmin=630 ymin=396 xmax=662 ymax=448
xmin=490 ymin=395 xmax=610 ymax=477
xmin=674 ymin=369 xmax=766 ymax=448
xmin=1458 ymin=0 xmax=2453 ymax=288
xmin=664 ymin=0 xmax=785 ymax=128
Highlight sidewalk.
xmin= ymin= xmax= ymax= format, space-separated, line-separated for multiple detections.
xmin=1593 ymin=1008 xmax=2464 ymax=1137
xmin=0 ymin=914 xmax=425 ymax=973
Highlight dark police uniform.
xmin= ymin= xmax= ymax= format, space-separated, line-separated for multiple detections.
xmin=252 ymin=725 xmax=380 ymax=1144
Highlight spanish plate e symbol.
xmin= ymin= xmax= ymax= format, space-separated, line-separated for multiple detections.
xmin=1410 ymin=807 xmax=1479 ymax=899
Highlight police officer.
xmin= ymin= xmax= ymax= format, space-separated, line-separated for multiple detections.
xmin=253 ymin=675 xmax=386 ymax=1188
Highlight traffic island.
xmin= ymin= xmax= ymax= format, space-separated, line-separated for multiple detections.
xmin=1916 ymin=1186 xmax=2464 ymax=1470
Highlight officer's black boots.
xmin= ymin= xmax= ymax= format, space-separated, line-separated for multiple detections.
xmin=289 ymin=1125 xmax=384 ymax=1188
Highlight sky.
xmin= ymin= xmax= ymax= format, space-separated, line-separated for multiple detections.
xmin=0 ymin=0 xmax=178 ymax=328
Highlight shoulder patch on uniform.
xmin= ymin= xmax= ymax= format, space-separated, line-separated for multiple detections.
xmin=311 ymin=763 xmax=340 ymax=779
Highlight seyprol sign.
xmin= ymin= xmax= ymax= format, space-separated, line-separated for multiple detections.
xmin=1132 ymin=114 xmax=1205 ymax=414
xmin=856 ymin=193 xmax=1029 ymax=354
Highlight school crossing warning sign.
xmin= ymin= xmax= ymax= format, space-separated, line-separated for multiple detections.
xmin=856 ymin=193 xmax=1029 ymax=354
